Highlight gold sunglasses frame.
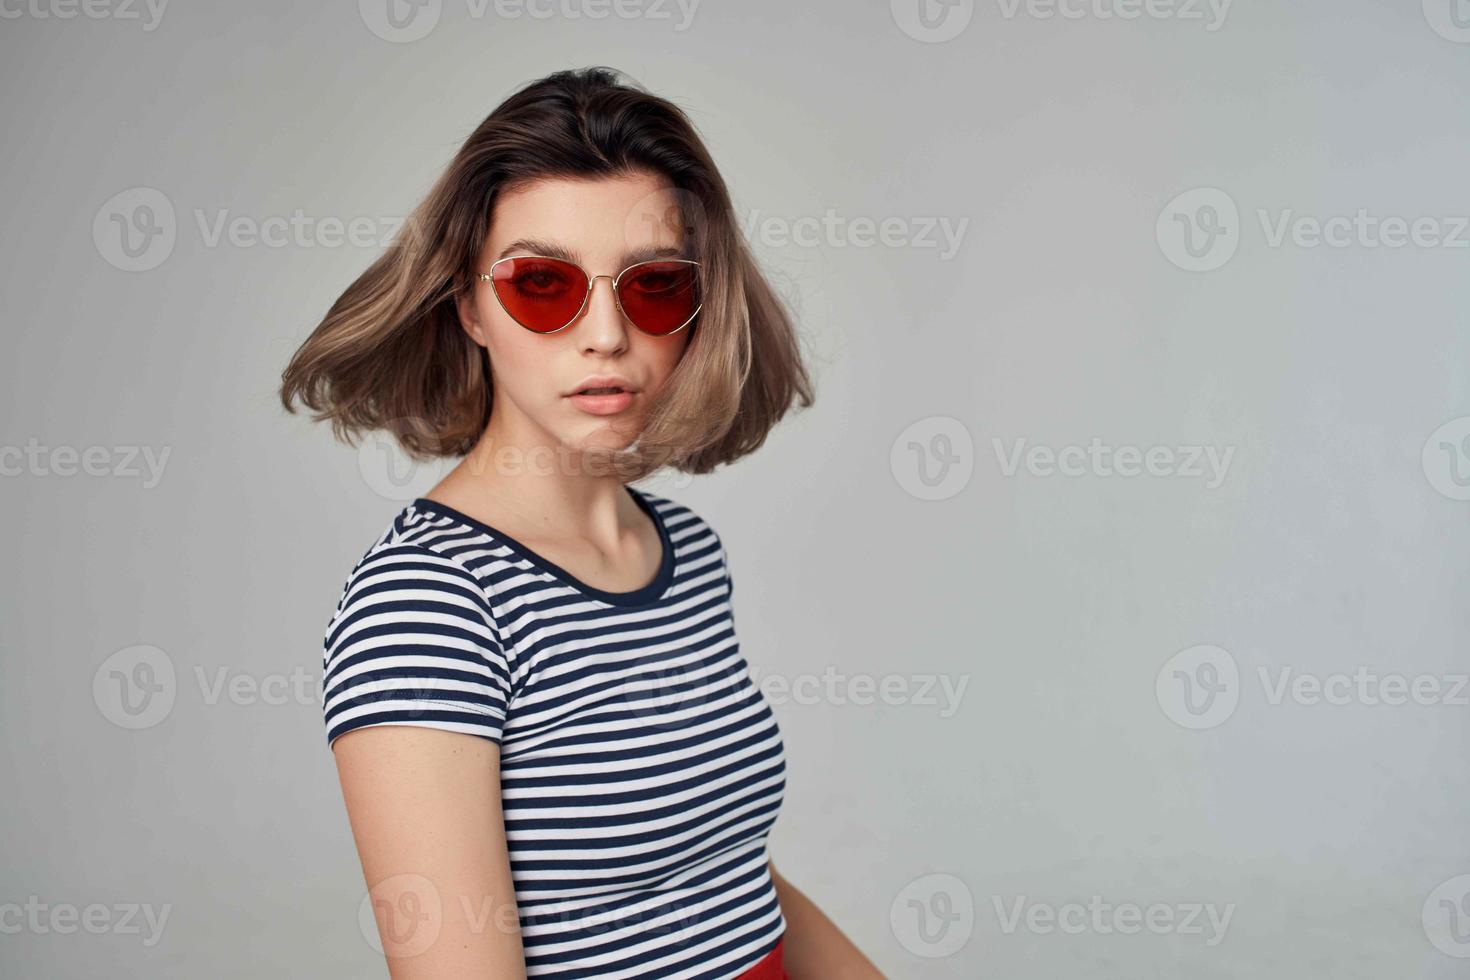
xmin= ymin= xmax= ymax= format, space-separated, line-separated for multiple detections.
xmin=478 ymin=255 xmax=703 ymax=336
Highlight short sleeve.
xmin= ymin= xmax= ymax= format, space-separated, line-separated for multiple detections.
xmin=716 ymin=530 xmax=734 ymax=601
xmin=321 ymin=543 xmax=512 ymax=749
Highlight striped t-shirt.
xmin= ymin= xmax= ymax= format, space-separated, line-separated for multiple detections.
xmin=321 ymin=485 xmax=788 ymax=978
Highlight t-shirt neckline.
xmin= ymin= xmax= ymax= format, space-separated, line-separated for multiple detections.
xmin=409 ymin=485 xmax=676 ymax=608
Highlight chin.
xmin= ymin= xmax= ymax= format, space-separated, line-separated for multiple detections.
xmin=561 ymin=420 xmax=640 ymax=454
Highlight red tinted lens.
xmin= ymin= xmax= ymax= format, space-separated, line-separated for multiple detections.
xmin=616 ymin=261 xmax=700 ymax=336
xmin=491 ymin=256 xmax=588 ymax=333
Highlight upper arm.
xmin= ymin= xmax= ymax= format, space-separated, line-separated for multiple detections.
xmin=322 ymin=544 xmax=524 ymax=977
xmin=333 ymin=726 xmax=525 ymax=979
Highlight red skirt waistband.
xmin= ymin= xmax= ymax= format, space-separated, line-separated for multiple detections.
xmin=735 ymin=937 xmax=786 ymax=980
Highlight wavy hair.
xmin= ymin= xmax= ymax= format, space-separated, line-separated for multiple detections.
xmin=279 ymin=65 xmax=813 ymax=482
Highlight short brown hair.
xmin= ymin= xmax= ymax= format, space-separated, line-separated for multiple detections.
xmin=279 ymin=66 xmax=814 ymax=482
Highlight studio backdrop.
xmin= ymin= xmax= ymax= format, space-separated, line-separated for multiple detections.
xmin=2 ymin=1 xmax=1468 ymax=978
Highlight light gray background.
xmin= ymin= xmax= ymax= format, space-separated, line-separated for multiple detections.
xmin=3 ymin=1 xmax=1468 ymax=977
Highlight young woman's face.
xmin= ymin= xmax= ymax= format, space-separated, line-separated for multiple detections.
xmin=457 ymin=171 xmax=694 ymax=457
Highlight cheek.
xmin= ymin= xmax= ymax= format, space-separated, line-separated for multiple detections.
xmin=482 ymin=306 xmax=548 ymax=391
xmin=645 ymin=334 xmax=690 ymax=381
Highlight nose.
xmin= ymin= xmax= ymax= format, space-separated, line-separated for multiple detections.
xmin=573 ymin=274 xmax=630 ymax=352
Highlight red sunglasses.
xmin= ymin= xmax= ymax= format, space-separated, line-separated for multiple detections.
xmin=478 ymin=254 xmax=702 ymax=336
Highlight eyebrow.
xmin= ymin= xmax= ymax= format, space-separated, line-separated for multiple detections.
xmin=493 ymin=238 xmax=690 ymax=267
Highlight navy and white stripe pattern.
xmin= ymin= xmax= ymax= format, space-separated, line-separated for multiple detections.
xmin=322 ymin=487 xmax=787 ymax=978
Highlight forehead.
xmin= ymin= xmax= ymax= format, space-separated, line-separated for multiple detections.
xmin=485 ymin=172 xmax=692 ymax=265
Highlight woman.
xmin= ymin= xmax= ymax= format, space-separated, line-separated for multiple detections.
xmin=280 ymin=66 xmax=885 ymax=979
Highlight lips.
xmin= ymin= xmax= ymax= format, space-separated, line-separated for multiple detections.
xmin=567 ymin=375 xmax=638 ymax=398
xmin=568 ymin=387 xmax=636 ymax=416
